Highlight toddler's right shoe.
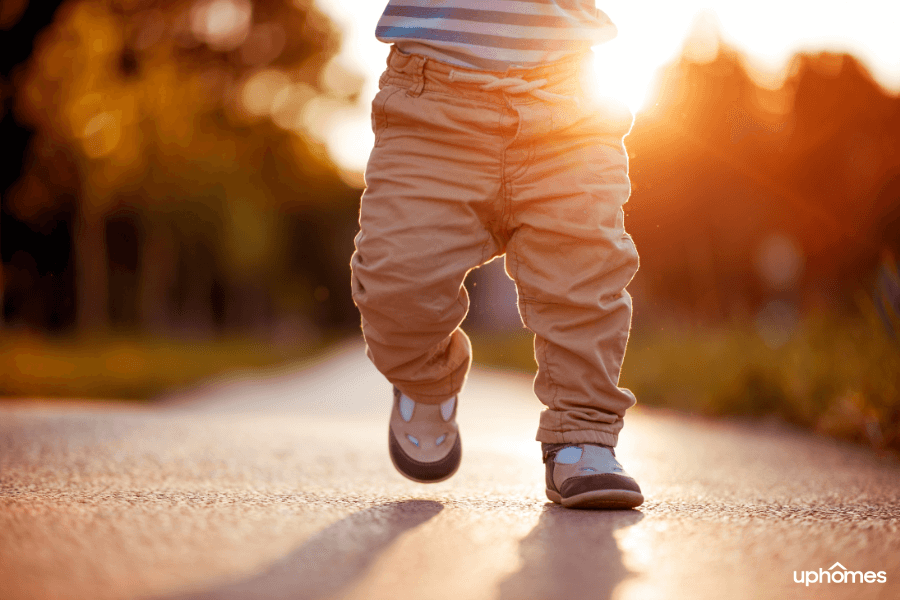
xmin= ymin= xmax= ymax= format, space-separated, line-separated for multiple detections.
xmin=388 ymin=387 xmax=461 ymax=483
xmin=543 ymin=443 xmax=644 ymax=509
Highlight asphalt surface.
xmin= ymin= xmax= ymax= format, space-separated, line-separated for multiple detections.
xmin=2 ymin=340 xmax=899 ymax=600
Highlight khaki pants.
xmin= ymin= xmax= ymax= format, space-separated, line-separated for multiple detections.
xmin=351 ymin=47 xmax=639 ymax=447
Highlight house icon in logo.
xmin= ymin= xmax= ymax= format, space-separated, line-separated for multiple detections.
xmin=828 ymin=563 xmax=847 ymax=571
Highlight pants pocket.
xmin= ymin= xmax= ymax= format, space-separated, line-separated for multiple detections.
xmin=371 ymin=85 xmax=403 ymax=148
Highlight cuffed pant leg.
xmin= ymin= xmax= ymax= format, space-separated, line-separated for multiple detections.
xmin=506 ymin=123 xmax=638 ymax=446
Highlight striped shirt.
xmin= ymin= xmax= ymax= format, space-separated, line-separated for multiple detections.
xmin=375 ymin=0 xmax=617 ymax=71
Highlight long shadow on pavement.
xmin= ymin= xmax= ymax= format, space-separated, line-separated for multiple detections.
xmin=496 ymin=505 xmax=643 ymax=600
xmin=161 ymin=499 xmax=443 ymax=600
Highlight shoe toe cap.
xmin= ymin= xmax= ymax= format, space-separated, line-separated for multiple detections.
xmin=559 ymin=473 xmax=642 ymax=498
xmin=389 ymin=429 xmax=462 ymax=483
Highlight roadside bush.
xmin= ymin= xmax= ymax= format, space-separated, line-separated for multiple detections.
xmin=469 ymin=308 xmax=900 ymax=454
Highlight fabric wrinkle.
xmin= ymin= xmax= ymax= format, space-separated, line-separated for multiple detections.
xmin=351 ymin=46 xmax=636 ymax=446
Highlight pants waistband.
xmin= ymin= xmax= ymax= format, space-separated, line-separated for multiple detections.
xmin=382 ymin=45 xmax=587 ymax=105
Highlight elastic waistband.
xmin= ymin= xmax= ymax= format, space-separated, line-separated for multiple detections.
xmin=382 ymin=45 xmax=587 ymax=105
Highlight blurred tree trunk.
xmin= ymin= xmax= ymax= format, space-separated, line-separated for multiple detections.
xmin=74 ymin=199 xmax=108 ymax=332
xmin=0 ymin=208 xmax=4 ymax=330
xmin=178 ymin=240 xmax=217 ymax=338
xmin=138 ymin=218 xmax=177 ymax=334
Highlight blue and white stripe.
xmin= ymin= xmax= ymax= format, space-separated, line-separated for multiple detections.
xmin=376 ymin=0 xmax=618 ymax=71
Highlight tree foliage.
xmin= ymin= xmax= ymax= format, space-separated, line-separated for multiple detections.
xmin=7 ymin=0 xmax=362 ymax=335
xmin=626 ymin=39 xmax=900 ymax=323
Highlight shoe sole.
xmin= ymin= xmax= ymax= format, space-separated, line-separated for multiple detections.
xmin=388 ymin=430 xmax=461 ymax=484
xmin=546 ymin=488 xmax=644 ymax=509
xmin=389 ymin=455 xmax=459 ymax=484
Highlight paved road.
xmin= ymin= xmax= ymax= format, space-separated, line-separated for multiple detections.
xmin=2 ymin=340 xmax=899 ymax=600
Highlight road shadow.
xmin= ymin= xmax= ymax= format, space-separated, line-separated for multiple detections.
xmin=160 ymin=499 xmax=443 ymax=600
xmin=496 ymin=504 xmax=643 ymax=600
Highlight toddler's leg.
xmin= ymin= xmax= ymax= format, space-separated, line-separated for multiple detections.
xmin=506 ymin=118 xmax=639 ymax=447
xmin=350 ymin=88 xmax=501 ymax=405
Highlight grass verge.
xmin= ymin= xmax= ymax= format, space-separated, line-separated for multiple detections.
xmin=0 ymin=331 xmax=334 ymax=401
xmin=469 ymin=310 xmax=900 ymax=454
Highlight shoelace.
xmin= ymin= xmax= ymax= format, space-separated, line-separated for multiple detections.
xmin=448 ymin=70 xmax=578 ymax=104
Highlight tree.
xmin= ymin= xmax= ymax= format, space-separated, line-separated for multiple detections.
xmin=12 ymin=0 xmax=360 ymax=334
xmin=626 ymin=31 xmax=900 ymax=321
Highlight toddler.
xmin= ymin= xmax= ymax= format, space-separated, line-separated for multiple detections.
xmin=350 ymin=0 xmax=643 ymax=509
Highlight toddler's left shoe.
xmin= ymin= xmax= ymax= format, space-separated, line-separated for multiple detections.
xmin=543 ymin=443 xmax=644 ymax=509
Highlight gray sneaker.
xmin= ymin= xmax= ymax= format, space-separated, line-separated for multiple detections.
xmin=388 ymin=387 xmax=462 ymax=483
xmin=543 ymin=443 xmax=644 ymax=509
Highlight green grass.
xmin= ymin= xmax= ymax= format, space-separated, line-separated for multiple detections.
xmin=469 ymin=310 xmax=900 ymax=454
xmin=5 ymin=310 xmax=897 ymax=455
xmin=0 ymin=331 xmax=333 ymax=401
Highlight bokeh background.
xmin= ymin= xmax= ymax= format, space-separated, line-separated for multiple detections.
xmin=2 ymin=0 xmax=898 ymax=451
